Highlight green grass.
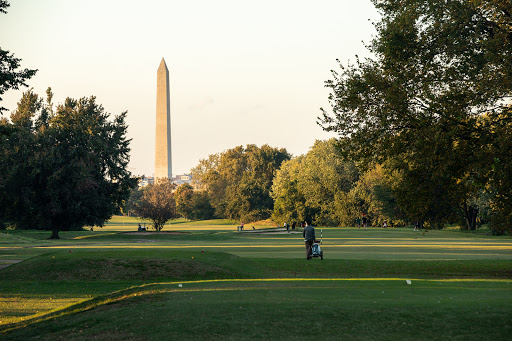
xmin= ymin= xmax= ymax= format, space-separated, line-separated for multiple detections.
xmin=1 ymin=218 xmax=511 ymax=340
xmin=1 ymin=280 xmax=511 ymax=340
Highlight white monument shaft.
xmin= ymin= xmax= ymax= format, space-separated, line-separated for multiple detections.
xmin=155 ymin=58 xmax=172 ymax=181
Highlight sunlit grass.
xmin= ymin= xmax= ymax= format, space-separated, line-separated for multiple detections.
xmin=2 ymin=279 xmax=511 ymax=340
xmin=1 ymin=218 xmax=511 ymax=338
xmin=0 ymin=296 xmax=87 ymax=325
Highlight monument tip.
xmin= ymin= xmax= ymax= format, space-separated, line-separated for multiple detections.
xmin=159 ymin=58 xmax=167 ymax=70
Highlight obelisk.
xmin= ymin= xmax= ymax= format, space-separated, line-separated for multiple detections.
xmin=155 ymin=58 xmax=172 ymax=182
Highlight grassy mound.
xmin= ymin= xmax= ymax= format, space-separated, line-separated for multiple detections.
xmin=3 ymin=249 xmax=511 ymax=282
xmin=0 ymin=250 xmax=269 ymax=281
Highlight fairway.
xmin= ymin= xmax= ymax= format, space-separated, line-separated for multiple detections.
xmin=1 ymin=219 xmax=511 ymax=340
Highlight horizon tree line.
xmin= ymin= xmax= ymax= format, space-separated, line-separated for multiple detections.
xmin=1 ymin=0 xmax=510 ymax=235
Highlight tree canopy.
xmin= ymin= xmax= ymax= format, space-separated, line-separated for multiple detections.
xmin=0 ymin=89 xmax=137 ymax=238
xmin=134 ymin=180 xmax=177 ymax=231
xmin=0 ymin=1 xmax=38 ymax=113
xmin=191 ymin=144 xmax=290 ymax=222
xmin=318 ymin=0 xmax=512 ymax=231
xmin=272 ymin=139 xmax=365 ymax=226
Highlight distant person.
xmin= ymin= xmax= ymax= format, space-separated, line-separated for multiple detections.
xmin=362 ymin=214 xmax=367 ymax=230
xmin=138 ymin=224 xmax=142 ymax=231
xmin=285 ymin=222 xmax=289 ymax=231
xmin=356 ymin=217 xmax=361 ymax=229
xmin=383 ymin=220 xmax=388 ymax=228
xmin=240 ymin=222 xmax=244 ymax=231
xmin=303 ymin=220 xmax=316 ymax=260
xmin=292 ymin=222 xmax=296 ymax=230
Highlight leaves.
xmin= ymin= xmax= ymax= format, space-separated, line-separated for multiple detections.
xmin=0 ymin=90 xmax=137 ymax=237
xmin=319 ymin=0 xmax=512 ymax=229
xmin=191 ymin=144 xmax=290 ymax=222
xmin=134 ymin=180 xmax=177 ymax=231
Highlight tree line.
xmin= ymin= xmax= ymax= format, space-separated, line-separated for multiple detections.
xmin=2 ymin=0 xmax=511 ymax=235
xmin=131 ymin=0 xmax=511 ymax=234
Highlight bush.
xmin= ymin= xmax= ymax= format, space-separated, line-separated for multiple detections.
xmin=489 ymin=213 xmax=512 ymax=236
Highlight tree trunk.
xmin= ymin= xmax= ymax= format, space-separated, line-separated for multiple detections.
xmin=462 ymin=202 xmax=479 ymax=231
xmin=49 ymin=227 xmax=60 ymax=239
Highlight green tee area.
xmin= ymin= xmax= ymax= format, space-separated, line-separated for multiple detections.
xmin=1 ymin=218 xmax=511 ymax=340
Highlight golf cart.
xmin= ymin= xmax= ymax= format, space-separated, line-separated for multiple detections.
xmin=311 ymin=240 xmax=324 ymax=260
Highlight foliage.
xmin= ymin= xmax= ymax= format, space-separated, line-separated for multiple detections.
xmin=0 ymin=1 xmax=38 ymax=113
xmin=174 ymin=183 xmax=194 ymax=219
xmin=122 ymin=186 xmax=144 ymax=217
xmin=133 ymin=180 xmax=177 ymax=231
xmin=271 ymin=156 xmax=310 ymax=225
xmin=272 ymin=139 xmax=362 ymax=226
xmin=318 ymin=0 xmax=512 ymax=230
xmin=191 ymin=144 xmax=290 ymax=222
xmin=342 ymin=163 xmax=406 ymax=227
xmin=0 ymin=89 xmax=137 ymax=238
xmin=188 ymin=190 xmax=215 ymax=220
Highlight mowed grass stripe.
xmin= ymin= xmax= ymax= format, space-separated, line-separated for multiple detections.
xmin=31 ymin=244 xmax=512 ymax=250
xmin=123 ymin=277 xmax=512 ymax=287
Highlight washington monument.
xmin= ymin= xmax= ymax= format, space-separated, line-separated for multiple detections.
xmin=155 ymin=58 xmax=172 ymax=181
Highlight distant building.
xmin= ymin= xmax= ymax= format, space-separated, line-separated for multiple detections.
xmin=172 ymin=174 xmax=193 ymax=186
xmin=138 ymin=174 xmax=194 ymax=188
xmin=138 ymin=176 xmax=154 ymax=188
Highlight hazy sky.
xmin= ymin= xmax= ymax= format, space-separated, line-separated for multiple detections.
xmin=1 ymin=0 xmax=380 ymax=176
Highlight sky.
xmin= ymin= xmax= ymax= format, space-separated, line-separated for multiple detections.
xmin=1 ymin=0 xmax=380 ymax=176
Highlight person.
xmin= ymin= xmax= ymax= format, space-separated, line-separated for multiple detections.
xmin=292 ymin=221 xmax=296 ymax=230
xmin=356 ymin=217 xmax=361 ymax=229
xmin=362 ymin=214 xmax=367 ymax=230
xmin=383 ymin=220 xmax=388 ymax=228
xmin=240 ymin=222 xmax=244 ymax=231
xmin=303 ymin=220 xmax=316 ymax=260
xmin=285 ymin=222 xmax=289 ymax=231
xmin=138 ymin=223 xmax=142 ymax=231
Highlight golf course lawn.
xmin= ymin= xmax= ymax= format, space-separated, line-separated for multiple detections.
xmin=1 ymin=219 xmax=511 ymax=340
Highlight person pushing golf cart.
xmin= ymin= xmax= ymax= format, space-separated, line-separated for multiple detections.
xmin=303 ymin=220 xmax=323 ymax=260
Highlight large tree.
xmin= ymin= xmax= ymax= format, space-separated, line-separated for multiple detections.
xmin=0 ymin=1 xmax=38 ymax=113
xmin=271 ymin=139 xmax=361 ymax=226
xmin=134 ymin=180 xmax=177 ymax=231
xmin=318 ymin=0 xmax=512 ymax=230
xmin=0 ymin=89 xmax=137 ymax=238
xmin=191 ymin=144 xmax=290 ymax=222
xmin=175 ymin=183 xmax=195 ymax=219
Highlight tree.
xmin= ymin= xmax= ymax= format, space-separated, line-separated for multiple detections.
xmin=0 ymin=89 xmax=137 ymax=238
xmin=122 ymin=186 xmax=145 ymax=217
xmin=0 ymin=1 xmax=38 ymax=113
xmin=298 ymin=139 xmax=359 ymax=226
xmin=175 ymin=183 xmax=194 ymax=219
xmin=133 ymin=180 xmax=177 ymax=231
xmin=189 ymin=190 xmax=215 ymax=220
xmin=271 ymin=156 xmax=310 ymax=225
xmin=318 ymin=0 xmax=512 ymax=230
xmin=272 ymin=139 xmax=360 ymax=226
xmin=191 ymin=144 xmax=290 ymax=222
